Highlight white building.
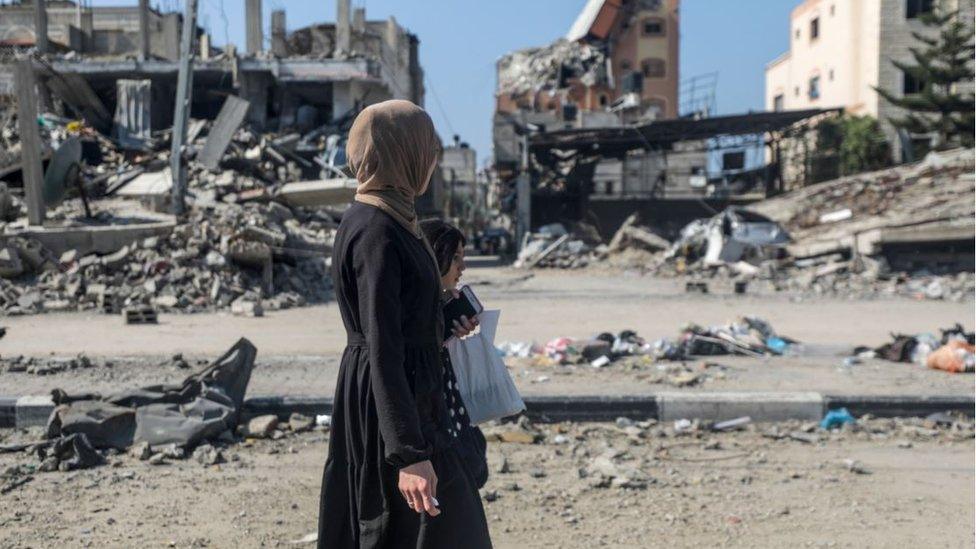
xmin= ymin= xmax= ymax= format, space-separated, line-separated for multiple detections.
xmin=765 ymin=0 xmax=975 ymax=160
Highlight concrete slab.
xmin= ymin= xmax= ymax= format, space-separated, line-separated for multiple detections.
xmin=115 ymin=168 xmax=172 ymax=197
xmin=15 ymin=217 xmax=176 ymax=256
xmin=15 ymin=395 xmax=54 ymax=429
xmin=275 ymin=178 xmax=357 ymax=207
xmin=657 ymin=391 xmax=824 ymax=422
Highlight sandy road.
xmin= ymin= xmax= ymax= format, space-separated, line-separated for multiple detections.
xmin=0 ymin=418 xmax=972 ymax=548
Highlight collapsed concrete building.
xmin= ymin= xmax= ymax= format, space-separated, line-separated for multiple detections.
xmin=0 ymin=0 xmax=444 ymax=316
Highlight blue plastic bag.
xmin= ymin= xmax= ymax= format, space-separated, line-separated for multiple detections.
xmin=820 ymin=408 xmax=855 ymax=430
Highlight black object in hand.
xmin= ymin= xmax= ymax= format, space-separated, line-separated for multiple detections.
xmin=443 ymin=285 xmax=484 ymax=338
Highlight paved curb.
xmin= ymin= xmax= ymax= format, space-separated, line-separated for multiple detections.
xmin=3 ymin=393 xmax=973 ymax=429
xmin=657 ymin=392 xmax=824 ymax=422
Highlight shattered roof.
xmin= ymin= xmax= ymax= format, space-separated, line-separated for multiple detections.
xmin=497 ymin=39 xmax=608 ymax=97
xmin=529 ymin=109 xmax=841 ymax=154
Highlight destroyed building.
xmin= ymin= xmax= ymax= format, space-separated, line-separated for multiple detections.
xmin=490 ymin=0 xmax=832 ymax=248
xmin=0 ymin=0 xmax=445 ymax=316
xmin=0 ymin=0 xmax=424 ymax=136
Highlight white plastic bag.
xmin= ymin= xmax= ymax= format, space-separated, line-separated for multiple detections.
xmin=446 ymin=310 xmax=525 ymax=424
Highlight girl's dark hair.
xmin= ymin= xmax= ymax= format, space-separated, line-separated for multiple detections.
xmin=420 ymin=219 xmax=466 ymax=276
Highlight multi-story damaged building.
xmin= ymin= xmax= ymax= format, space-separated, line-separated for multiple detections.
xmin=494 ymin=0 xmax=696 ymax=212
xmin=494 ymin=0 xmax=680 ymax=170
xmin=0 ymin=0 xmax=424 ymax=134
xmin=493 ymin=0 xmax=838 ymax=242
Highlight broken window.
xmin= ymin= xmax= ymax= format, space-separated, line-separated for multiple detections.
xmin=723 ymin=151 xmax=746 ymax=171
xmin=906 ymin=0 xmax=935 ymax=18
xmin=810 ymin=17 xmax=819 ymax=39
xmin=903 ymin=69 xmax=924 ymax=95
xmin=808 ymin=76 xmax=820 ymax=99
xmin=773 ymin=94 xmax=784 ymax=112
xmin=642 ymin=17 xmax=665 ymax=37
xmin=641 ymin=58 xmax=666 ymax=78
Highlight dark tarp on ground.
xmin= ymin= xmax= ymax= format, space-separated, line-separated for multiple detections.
xmin=46 ymin=338 xmax=257 ymax=451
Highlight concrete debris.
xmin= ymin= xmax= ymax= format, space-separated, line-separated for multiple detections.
xmin=497 ymin=39 xmax=608 ymax=98
xmin=0 ymin=99 xmax=369 ymax=317
xmin=654 ymin=148 xmax=975 ymax=300
xmin=0 ymin=353 xmax=99 ymax=375
xmin=516 ymin=219 xmax=654 ymax=269
xmin=245 ymin=415 xmax=280 ymax=439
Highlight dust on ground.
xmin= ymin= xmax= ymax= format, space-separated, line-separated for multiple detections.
xmin=1 ymin=417 xmax=972 ymax=548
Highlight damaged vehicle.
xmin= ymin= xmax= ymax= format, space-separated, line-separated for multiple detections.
xmin=669 ymin=208 xmax=790 ymax=266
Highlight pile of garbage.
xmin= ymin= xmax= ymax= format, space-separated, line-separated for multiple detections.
xmin=500 ymin=315 xmax=795 ymax=369
xmin=859 ymin=324 xmax=975 ymax=373
xmin=0 ymin=97 xmax=360 ymax=316
xmin=500 ymin=329 xmax=653 ymax=368
xmin=651 ymin=316 xmax=799 ymax=362
xmin=497 ymin=39 xmax=608 ymax=98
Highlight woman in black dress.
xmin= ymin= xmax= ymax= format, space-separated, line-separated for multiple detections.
xmin=318 ymin=100 xmax=492 ymax=549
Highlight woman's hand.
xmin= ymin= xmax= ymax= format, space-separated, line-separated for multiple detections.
xmin=398 ymin=460 xmax=440 ymax=516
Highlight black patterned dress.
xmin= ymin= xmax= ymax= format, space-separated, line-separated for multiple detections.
xmin=440 ymin=346 xmax=488 ymax=487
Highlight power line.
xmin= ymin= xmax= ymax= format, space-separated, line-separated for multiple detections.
xmin=425 ymin=74 xmax=456 ymax=138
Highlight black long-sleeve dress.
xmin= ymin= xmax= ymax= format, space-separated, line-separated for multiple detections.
xmin=318 ymin=202 xmax=492 ymax=549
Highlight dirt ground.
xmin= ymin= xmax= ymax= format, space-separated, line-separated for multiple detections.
xmin=0 ymin=267 xmax=972 ymax=399
xmin=1 ymin=417 xmax=972 ymax=548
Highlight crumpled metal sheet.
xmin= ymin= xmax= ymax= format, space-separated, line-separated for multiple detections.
xmin=47 ymin=338 xmax=257 ymax=451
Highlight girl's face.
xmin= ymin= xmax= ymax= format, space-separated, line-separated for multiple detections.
xmin=440 ymin=242 xmax=465 ymax=291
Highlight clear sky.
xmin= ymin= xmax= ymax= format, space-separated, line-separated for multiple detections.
xmin=94 ymin=0 xmax=798 ymax=165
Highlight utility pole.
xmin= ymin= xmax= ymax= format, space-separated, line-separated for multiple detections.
xmin=138 ymin=0 xmax=150 ymax=61
xmin=14 ymin=60 xmax=45 ymax=226
xmin=515 ymin=133 xmax=532 ymax=252
xmin=34 ymin=0 xmax=48 ymax=54
xmin=169 ymin=0 xmax=198 ymax=216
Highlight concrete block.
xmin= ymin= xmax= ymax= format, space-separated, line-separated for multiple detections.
xmin=824 ymin=395 xmax=975 ymax=418
xmin=657 ymin=392 xmax=824 ymax=422
xmin=14 ymin=217 xmax=176 ymax=256
xmin=275 ymin=178 xmax=358 ymax=207
xmin=15 ymin=395 xmax=55 ymax=429
xmin=0 ymin=396 xmax=16 ymax=428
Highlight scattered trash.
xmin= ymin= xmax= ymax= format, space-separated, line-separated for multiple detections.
xmin=820 ymin=408 xmax=856 ymax=430
xmin=712 ymin=416 xmax=752 ymax=432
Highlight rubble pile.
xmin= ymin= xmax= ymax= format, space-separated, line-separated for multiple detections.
xmin=497 ymin=39 xmax=608 ymax=97
xmin=0 ymin=106 xmax=352 ymax=316
xmin=518 ymin=149 xmax=975 ymax=301
xmin=516 ymin=215 xmax=667 ymax=270
xmin=0 ymin=200 xmax=335 ymax=315
xmin=657 ymin=149 xmax=975 ymax=299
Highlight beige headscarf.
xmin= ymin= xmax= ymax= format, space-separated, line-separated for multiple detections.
xmin=347 ymin=100 xmax=440 ymax=238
